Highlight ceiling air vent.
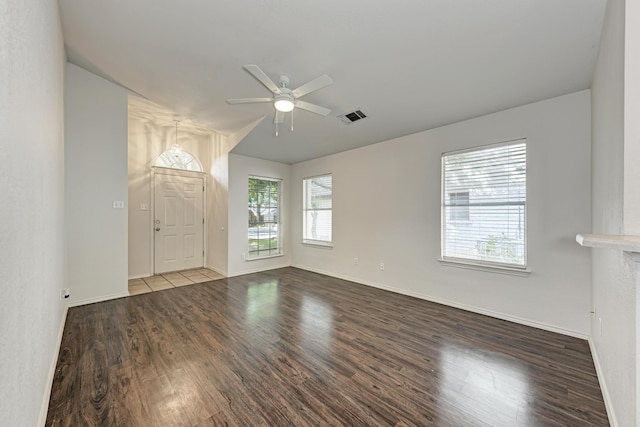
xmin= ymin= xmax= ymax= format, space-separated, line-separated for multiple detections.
xmin=338 ymin=109 xmax=367 ymax=125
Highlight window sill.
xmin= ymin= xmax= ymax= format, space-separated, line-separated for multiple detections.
xmin=302 ymin=240 xmax=333 ymax=249
xmin=437 ymin=258 xmax=531 ymax=277
xmin=246 ymin=253 xmax=284 ymax=261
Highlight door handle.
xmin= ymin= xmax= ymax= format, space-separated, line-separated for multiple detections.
xmin=156 ymin=227 xmax=161 ymax=231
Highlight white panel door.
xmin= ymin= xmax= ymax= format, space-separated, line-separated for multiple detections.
xmin=154 ymin=173 xmax=204 ymax=274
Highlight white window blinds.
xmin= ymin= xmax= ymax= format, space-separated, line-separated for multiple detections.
xmin=303 ymin=174 xmax=332 ymax=245
xmin=442 ymin=140 xmax=526 ymax=268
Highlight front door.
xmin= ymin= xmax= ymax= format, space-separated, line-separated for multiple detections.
xmin=154 ymin=173 xmax=204 ymax=274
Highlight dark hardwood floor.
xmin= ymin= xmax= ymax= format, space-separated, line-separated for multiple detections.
xmin=46 ymin=267 xmax=608 ymax=426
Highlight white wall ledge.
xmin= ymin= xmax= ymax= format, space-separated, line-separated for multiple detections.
xmin=576 ymin=233 xmax=640 ymax=252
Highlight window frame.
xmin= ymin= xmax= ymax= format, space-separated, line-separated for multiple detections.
xmin=247 ymin=175 xmax=283 ymax=260
xmin=302 ymin=173 xmax=333 ymax=247
xmin=154 ymin=149 xmax=203 ymax=172
xmin=440 ymin=139 xmax=529 ymax=274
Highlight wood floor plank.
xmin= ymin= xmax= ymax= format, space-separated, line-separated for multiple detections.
xmin=46 ymin=267 xmax=609 ymax=426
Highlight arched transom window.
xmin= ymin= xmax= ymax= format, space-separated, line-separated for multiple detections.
xmin=154 ymin=148 xmax=203 ymax=172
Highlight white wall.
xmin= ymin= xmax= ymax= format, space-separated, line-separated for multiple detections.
xmin=228 ymin=154 xmax=291 ymax=276
xmin=0 ymin=1 xmax=67 ymax=425
xmin=591 ymin=0 xmax=637 ymax=425
xmin=212 ymin=118 xmax=264 ymax=275
xmin=128 ymin=112 xmax=228 ymax=277
xmin=624 ymin=0 xmax=640 ymax=236
xmin=627 ymin=3 xmax=640 ymax=424
xmin=291 ymin=90 xmax=592 ymax=337
xmin=65 ymin=63 xmax=129 ymax=305
xmin=127 ymin=115 xmax=154 ymax=278
xmin=207 ymin=135 xmax=230 ymax=275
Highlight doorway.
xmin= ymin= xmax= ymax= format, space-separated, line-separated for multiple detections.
xmin=154 ymin=171 xmax=205 ymax=274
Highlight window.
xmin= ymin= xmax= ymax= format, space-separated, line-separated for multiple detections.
xmin=441 ymin=140 xmax=526 ymax=268
xmin=303 ymin=174 xmax=332 ymax=245
xmin=248 ymin=176 xmax=282 ymax=258
xmin=154 ymin=149 xmax=203 ymax=172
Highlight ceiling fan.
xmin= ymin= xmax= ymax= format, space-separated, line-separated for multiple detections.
xmin=226 ymin=65 xmax=333 ymax=128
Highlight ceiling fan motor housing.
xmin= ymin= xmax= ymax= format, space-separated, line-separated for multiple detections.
xmin=278 ymin=75 xmax=290 ymax=88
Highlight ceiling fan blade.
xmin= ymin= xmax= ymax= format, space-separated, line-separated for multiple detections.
xmin=243 ymin=65 xmax=281 ymax=94
xmin=273 ymin=110 xmax=284 ymax=124
xmin=226 ymin=98 xmax=273 ymax=104
xmin=292 ymin=74 xmax=333 ymax=98
xmin=295 ymin=101 xmax=331 ymax=116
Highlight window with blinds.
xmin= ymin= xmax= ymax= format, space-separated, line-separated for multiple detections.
xmin=248 ymin=176 xmax=282 ymax=258
xmin=441 ymin=140 xmax=526 ymax=268
xmin=303 ymin=174 xmax=332 ymax=245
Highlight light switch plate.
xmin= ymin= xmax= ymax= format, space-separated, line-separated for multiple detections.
xmin=140 ymin=203 xmax=148 ymax=211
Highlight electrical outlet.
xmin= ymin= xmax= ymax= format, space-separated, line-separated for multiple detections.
xmin=354 ymin=258 xmax=359 ymax=265
xmin=60 ymin=288 xmax=70 ymax=300
xmin=379 ymin=262 xmax=385 ymax=271
xmin=112 ymin=200 xmax=125 ymax=209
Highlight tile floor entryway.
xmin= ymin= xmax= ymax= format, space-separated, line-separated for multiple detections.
xmin=128 ymin=268 xmax=225 ymax=295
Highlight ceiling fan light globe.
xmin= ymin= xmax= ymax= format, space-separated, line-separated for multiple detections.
xmin=274 ymin=99 xmax=295 ymax=112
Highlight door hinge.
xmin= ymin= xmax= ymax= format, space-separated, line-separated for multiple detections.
xmin=203 ymin=218 xmax=205 ymax=224
xmin=203 ymin=186 xmax=205 ymax=192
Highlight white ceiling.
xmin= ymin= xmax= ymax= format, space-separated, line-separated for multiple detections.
xmin=59 ymin=0 xmax=606 ymax=164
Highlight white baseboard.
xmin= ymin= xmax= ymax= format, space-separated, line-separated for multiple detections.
xmin=292 ymin=264 xmax=587 ymax=340
xmin=69 ymin=291 xmax=131 ymax=307
xmin=38 ymin=303 xmax=69 ymax=427
xmin=205 ymin=265 xmax=228 ymax=277
xmin=588 ymin=337 xmax=618 ymax=427
xmin=128 ymin=273 xmax=150 ymax=280
xmin=227 ymin=263 xmax=290 ymax=278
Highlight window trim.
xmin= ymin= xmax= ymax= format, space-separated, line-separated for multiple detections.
xmin=245 ymin=253 xmax=285 ymax=262
xmin=302 ymin=173 xmax=333 ymax=246
xmin=154 ymin=149 xmax=203 ymax=172
xmin=437 ymin=257 xmax=531 ymax=276
xmin=247 ymin=175 xmax=283 ymax=260
xmin=302 ymin=240 xmax=333 ymax=248
xmin=440 ymin=138 xmax=528 ymax=272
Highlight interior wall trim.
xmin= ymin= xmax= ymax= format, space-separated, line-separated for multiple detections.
xmin=588 ymin=337 xmax=619 ymax=427
xmin=291 ymin=264 xmax=588 ymax=340
xmin=38 ymin=304 xmax=69 ymax=427
xmin=69 ymin=291 xmax=131 ymax=308
xmin=226 ymin=263 xmax=290 ymax=278
xmin=205 ymin=265 xmax=228 ymax=277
